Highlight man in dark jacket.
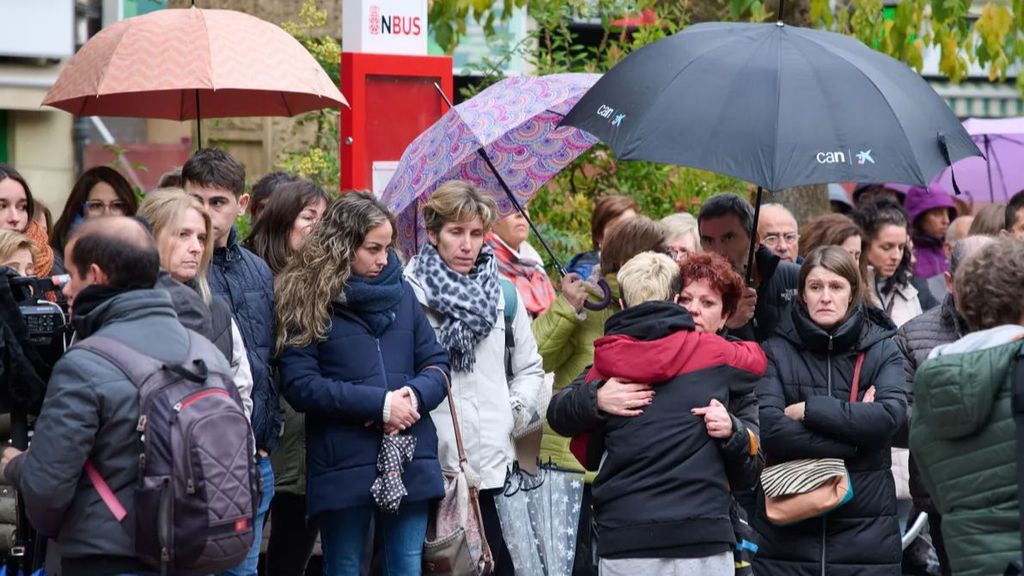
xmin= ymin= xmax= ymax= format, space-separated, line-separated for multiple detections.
xmin=895 ymin=235 xmax=991 ymax=575
xmin=0 ymin=217 xmax=223 ymax=576
xmin=183 ymin=148 xmax=279 ymax=576
xmin=547 ymin=252 xmax=766 ymax=575
xmin=698 ymin=193 xmax=800 ymax=342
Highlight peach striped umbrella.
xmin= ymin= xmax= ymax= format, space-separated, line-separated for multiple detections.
xmin=42 ymin=7 xmax=348 ymax=120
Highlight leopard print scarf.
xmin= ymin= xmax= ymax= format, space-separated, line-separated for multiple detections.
xmin=413 ymin=242 xmax=500 ymax=372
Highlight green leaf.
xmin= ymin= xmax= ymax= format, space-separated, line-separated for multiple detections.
xmin=434 ymin=21 xmax=454 ymax=53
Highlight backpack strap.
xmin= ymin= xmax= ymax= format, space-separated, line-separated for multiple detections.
xmin=71 ymin=335 xmax=164 ymax=389
xmin=84 ymin=460 xmax=126 ymax=523
xmin=71 ymin=336 xmax=161 ymax=524
xmin=499 ymin=278 xmax=518 ymax=380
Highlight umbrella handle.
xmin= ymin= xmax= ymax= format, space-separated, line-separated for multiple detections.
xmin=744 ymin=186 xmax=764 ymax=287
xmin=582 ymin=278 xmax=613 ymax=311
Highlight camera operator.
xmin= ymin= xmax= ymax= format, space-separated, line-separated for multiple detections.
xmin=0 ymin=217 xmax=195 ymax=576
xmin=0 ymin=229 xmax=46 ymax=559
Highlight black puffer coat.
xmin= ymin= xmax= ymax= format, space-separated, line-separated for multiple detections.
xmin=754 ymin=303 xmax=907 ymax=576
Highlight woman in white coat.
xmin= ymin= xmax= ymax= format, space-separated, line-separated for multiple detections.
xmin=405 ymin=180 xmax=545 ymax=576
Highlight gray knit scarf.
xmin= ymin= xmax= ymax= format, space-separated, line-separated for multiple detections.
xmin=413 ymin=242 xmax=500 ymax=372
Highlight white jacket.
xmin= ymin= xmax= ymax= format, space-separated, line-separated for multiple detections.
xmin=405 ymin=259 xmax=545 ymax=490
xmin=868 ymin=268 xmax=923 ymax=328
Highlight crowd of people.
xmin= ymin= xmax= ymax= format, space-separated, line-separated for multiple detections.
xmin=0 ymin=152 xmax=1022 ymax=576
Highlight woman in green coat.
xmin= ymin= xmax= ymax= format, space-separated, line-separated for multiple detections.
xmin=534 ymin=216 xmax=669 ymax=472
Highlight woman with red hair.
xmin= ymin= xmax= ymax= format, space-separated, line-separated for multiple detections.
xmin=678 ymin=252 xmax=744 ymax=335
xmin=678 ymin=251 xmax=762 ymax=575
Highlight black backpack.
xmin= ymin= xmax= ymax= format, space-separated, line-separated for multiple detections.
xmin=75 ymin=332 xmax=257 ymax=576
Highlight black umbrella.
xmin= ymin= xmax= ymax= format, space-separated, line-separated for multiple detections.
xmin=561 ymin=20 xmax=981 ymax=283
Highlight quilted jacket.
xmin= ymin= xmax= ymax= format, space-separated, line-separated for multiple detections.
xmin=910 ymin=325 xmax=1024 ymax=576
xmin=209 ymin=227 xmax=280 ymax=452
xmin=532 ymin=275 xmax=621 ymax=478
xmin=754 ymin=304 xmax=906 ymax=576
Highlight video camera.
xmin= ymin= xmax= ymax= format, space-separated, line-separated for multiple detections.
xmin=8 ymin=274 xmax=69 ymax=358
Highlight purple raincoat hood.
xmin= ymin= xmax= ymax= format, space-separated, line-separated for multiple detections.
xmin=904 ymin=186 xmax=958 ymax=229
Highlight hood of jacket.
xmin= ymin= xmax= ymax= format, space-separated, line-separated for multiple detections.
xmin=774 ymin=301 xmax=895 ymax=354
xmin=912 ymin=232 xmax=948 ymax=279
xmin=592 ymin=301 xmax=768 ymax=388
xmin=593 ymin=301 xmax=701 ymax=383
xmin=73 ymin=288 xmax=177 ymax=339
xmin=905 ymin=186 xmax=958 ymax=229
xmin=917 ymin=324 xmax=1024 ymax=440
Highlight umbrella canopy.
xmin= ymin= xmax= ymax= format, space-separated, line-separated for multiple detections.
xmin=42 ymin=7 xmax=347 ymax=119
xmin=561 ymin=22 xmax=980 ymax=192
xmin=888 ymin=117 xmax=1024 ymax=202
xmin=383 ymin=73 xmax=599 ymax=219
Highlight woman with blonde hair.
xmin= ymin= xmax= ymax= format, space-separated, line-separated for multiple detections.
xmin=405 ymin=180 xmax=545 ymax=575
xmin=0 ymin=230 xmax=36 ymax=277
xmin=277 ymin=192 xmax=450 ymax=576
xmin=138 ymin=188 xmax=253 ymax=418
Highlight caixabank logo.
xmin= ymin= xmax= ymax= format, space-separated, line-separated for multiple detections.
xmin=368 ymin=5 xmax=423 ymax=36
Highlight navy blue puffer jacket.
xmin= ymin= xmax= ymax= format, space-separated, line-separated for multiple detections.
xmin=209 ymin=227 xmax=281 ymax=452
xmin=279 ymin=283 xmax=450 ymax=517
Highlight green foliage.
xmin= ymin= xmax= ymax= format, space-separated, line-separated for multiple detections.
xmin=278 ymin=0 xmax=341 ymax=192
xmin=443 ymin=0 xmax=1024 ymax=92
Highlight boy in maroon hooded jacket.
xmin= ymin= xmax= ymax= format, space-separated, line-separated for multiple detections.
xmin=547 ymin=251 xmax=767 ymax=576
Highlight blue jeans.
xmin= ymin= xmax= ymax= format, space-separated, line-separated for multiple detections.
xmin=320 ymin=501 xmax=429 ymax=576
xmin=221 ymin=455 xmax=275 ymax=576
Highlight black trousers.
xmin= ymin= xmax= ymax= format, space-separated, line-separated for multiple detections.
xmin=266 ymin=492 xmax=320 ymax=576
xmin=478 ymin=488 xmax=515 ymax=576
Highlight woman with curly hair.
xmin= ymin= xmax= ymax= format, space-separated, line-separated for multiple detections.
xmin=276 ymin=192 xmax=450 ymax=576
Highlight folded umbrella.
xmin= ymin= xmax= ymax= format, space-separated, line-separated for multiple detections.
xmin=370 ymin=434 xmax=417 ymax=514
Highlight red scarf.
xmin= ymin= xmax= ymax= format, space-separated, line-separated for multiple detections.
xmin=486 ymin=233 xmax=556 ymax=317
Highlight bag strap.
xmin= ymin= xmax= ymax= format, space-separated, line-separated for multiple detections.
xmin=424 ymin=365 xmax=495 ymax=573
xmin=849 ymin=352 xmax=866 ymax=403
xmin=499 ymin=278 xmax=517 ymax=380
xmin=84 ymin=460 xmax=126 ymax=523
xmin=425 ymin=366 xmax=469 ymax=468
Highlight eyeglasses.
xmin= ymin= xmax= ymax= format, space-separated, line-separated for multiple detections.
xmin=762 ymin=232 xmax=799 ymax=247
xmin=83 ymin=200 xmax=129 ymax=216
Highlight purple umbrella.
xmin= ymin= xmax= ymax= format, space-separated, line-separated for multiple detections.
xmin=382 ymin=73 xmax=600 ymax=263
xmin=888 ymin=117 xmax=1024 ymax=202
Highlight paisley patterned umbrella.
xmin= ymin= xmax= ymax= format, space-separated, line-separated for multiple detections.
xmin=380 ymin=73 xmax=600 ymax=259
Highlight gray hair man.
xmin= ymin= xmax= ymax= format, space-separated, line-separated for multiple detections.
xmin=756 ymin=203 xmax=800 ymax=264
